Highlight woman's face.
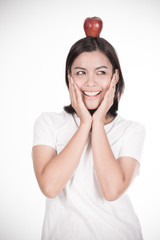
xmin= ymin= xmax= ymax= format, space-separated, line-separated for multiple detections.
xmin=70 ymin=51 xmax=113 ymax=110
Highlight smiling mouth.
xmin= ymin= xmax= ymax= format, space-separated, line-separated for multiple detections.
xmin=83 ymin=91 xmax=101 ymax=97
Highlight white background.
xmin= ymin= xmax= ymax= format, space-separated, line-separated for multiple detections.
xmin=0 ymin=0 xmax=160 ymax=239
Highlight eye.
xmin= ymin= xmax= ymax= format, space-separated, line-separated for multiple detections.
xmin=77 ymin=71 xmax=86 ymax=75
xmin=97 ymin=71 xmax=106 ymax=75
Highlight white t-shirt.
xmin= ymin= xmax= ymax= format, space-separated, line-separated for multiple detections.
xmin=33 ymin=111 xmax=146 ymax=240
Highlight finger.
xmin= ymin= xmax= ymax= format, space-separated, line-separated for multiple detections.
xmin=71 ymin=77 xmax=80 ymax=104
xmin=109 ymin=69 xmax=118 ymax=88
xmin=111 ymin=74 xmax=117 ymax=87
xmin=107 ymin=81 xmax=115 ymax=96
xmin=70 ymin=77 xmax=84 ymax=105
xmin=73 ymin=81 xmax=83 ymax=103
xmin=69 ymin=77 xmax=89 ymax=117
xmin=108 ymin=73 xmax=118 ymax=94
xmin=68 ymin=76 xmax=74 ymax=98
xmin=103 ymin=79 xmax=116 ymax=103
xmin=69 ymin=76 xmax=77 ymax=106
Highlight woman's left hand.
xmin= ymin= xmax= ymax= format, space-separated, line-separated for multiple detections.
xmin=92 ymin=71 xmax=118 ymax=124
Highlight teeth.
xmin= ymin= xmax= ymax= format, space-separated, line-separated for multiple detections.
xmin=84 ymin=91 xmax=100 ymax=96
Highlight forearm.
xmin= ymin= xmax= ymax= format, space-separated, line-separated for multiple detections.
xmin=91 ymin=121 xmax=125 ymax=201
xmin=42 ymin=122 xmax=91 ymax=198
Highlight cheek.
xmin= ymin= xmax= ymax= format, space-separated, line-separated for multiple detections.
xmin=103 ymin=78 xmax=112 ymax=91
xmin=72 ymin=74 xmax=86 ymax=86
xmin=77 ymin=83 xmax=84 ymax=91
xmin=73 ymin=79 xmax=83 ymax=89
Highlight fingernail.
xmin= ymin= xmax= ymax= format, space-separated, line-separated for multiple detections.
xmin=70 ymin=77 xmax=75 ymax=87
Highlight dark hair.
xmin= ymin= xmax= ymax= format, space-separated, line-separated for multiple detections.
xmin=64 ymin=36 xmax=125 ymax=117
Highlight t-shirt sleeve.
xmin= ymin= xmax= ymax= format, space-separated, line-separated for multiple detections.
xmin=32 ymin=113 xmax=56 ymax=150
xmin=118 ymin=123 xmax=146 ymax=164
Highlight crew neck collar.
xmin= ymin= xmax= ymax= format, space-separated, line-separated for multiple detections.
xmin=71 ymin=112 xmax=120 ymax=129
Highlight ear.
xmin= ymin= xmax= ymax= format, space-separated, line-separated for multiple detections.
xmin=67 ymin=69 xmax=70 ymax=77
xmin=115 ymin=69 xmax=119 ymax=83
xmin=115 ymin=69 xmax=119 ymax=84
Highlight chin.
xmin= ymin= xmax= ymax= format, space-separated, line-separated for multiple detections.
xmin=86 ymin=105 xmax=99 ymax=110
xmin=85 ymin=101 xmax=101 ymax=110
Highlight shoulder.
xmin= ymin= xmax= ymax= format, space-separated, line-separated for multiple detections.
xmin=34 ymin=111 xmax=72 ymax=131
xmin=116 ymin=115 xmax=145 ymax=131
xmin=115 ymin=115 xmax=146 ymax=137
xmin=33 ymin=111 xmax=73 ymax=148
xmin=37 ymin=111 xmax=69 ymax=122
xmin=115 ymin=116 xmax=146 ymax=163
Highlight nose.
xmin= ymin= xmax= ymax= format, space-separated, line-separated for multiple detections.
xmin=85 ymin=74 xmax=97 ymax=87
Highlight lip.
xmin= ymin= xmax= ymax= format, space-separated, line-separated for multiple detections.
xmin=82 ymin=90 xmax=101 ymax=99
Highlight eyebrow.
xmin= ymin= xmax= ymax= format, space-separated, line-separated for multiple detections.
xmin=74 ymin=67 xmax=86 ymax=70
xmin=96 ymin=66 xmax=108 ymax=70
xmin=74 ymin=66 xmax=108 ymax=70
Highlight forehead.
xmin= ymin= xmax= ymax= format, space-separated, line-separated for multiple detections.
xmin=72 ymin=51 xmax=112 ymax=69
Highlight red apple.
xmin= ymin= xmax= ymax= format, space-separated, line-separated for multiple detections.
xmin=83 ymin=17 xmax=103 ymax=37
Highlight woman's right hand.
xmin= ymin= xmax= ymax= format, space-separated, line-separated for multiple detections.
xmin=69 ymin=76 xmax=92 ymax=127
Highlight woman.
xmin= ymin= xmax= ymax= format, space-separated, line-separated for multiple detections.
xmin=32 ymin=36 xmax=145 ymax=239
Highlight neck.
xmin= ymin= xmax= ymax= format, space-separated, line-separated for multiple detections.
xmin=89 ymin=109 xmax=116 ymax=125
xmin=104 ymin=114 xmax=116 ymax=125
xmin=88 ymin=109 xmax=97 ymax=115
